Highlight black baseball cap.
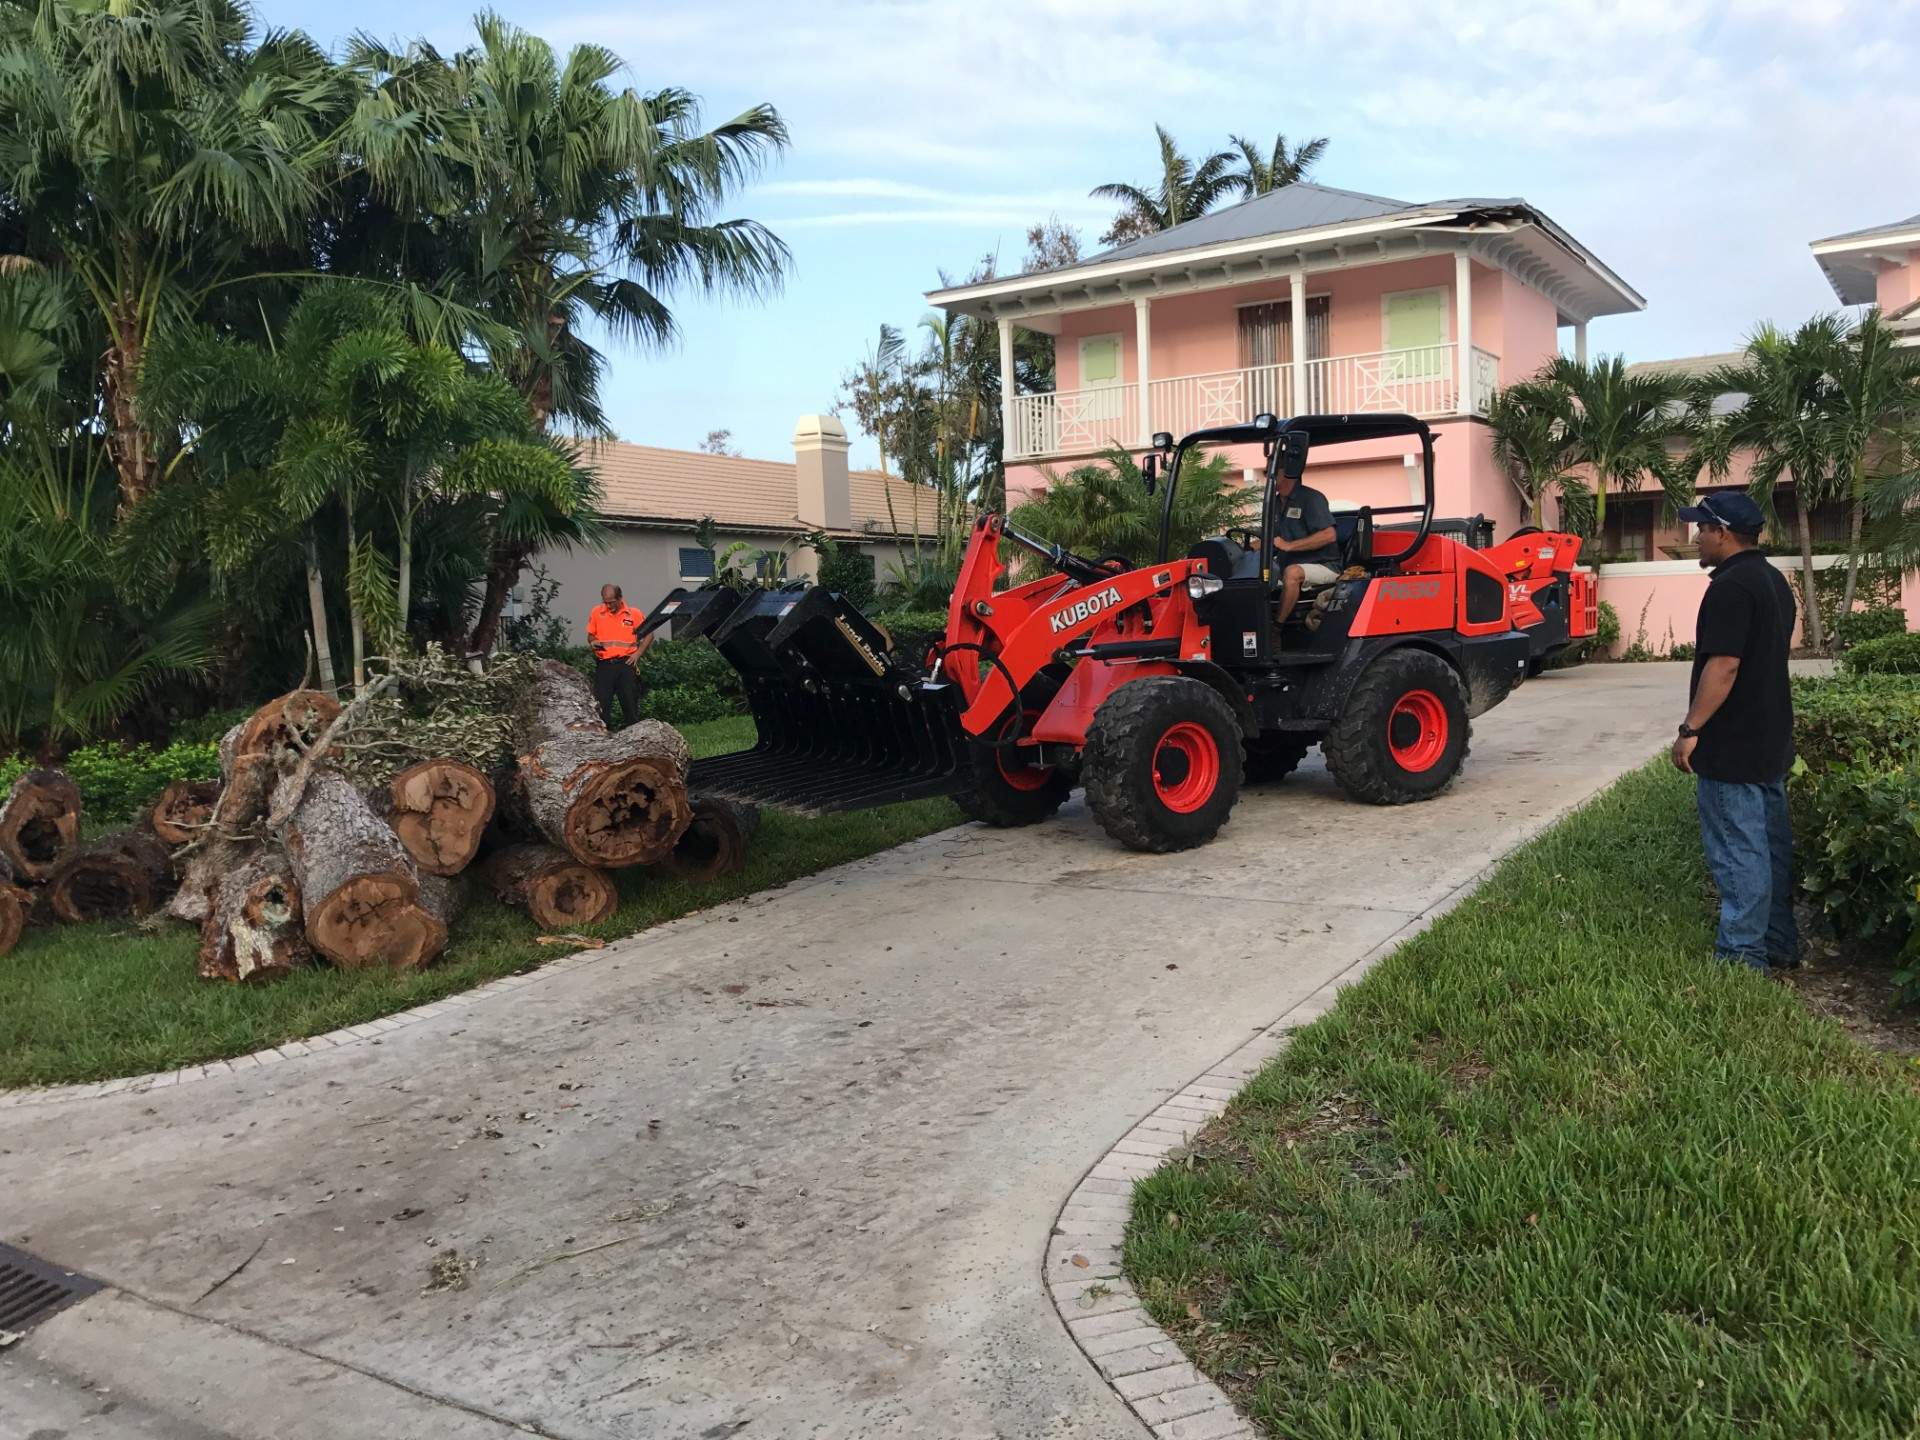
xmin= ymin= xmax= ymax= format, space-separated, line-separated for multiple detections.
xmin=1677 ymin=492 xmax=1764 ymax=535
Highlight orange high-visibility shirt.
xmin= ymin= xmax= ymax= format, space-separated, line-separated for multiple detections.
xmin=587 ymin=602 xmax=645 ymax=660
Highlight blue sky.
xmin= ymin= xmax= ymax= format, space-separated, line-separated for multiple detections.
xmin=277 ymin=0 xmax=1920 ymax=467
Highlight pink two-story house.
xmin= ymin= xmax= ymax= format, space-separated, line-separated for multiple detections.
xmin=1812 ymin=210 xmax=1920 ymax=342
xmin=928 ymin=183 xmax=1643 ymax=535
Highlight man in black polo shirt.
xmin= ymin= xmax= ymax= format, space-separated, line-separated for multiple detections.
xmin=1669 ymin=492 xmax=1799 ymax=972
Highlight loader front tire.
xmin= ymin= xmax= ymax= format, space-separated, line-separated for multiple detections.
xmin=1322 ymin=648 xmax=1470 ymax=804
xmin=955 ymin=739 xmax=1073 ymax=827
xmin=1083 ymin=677 xmax=1243 ymax=853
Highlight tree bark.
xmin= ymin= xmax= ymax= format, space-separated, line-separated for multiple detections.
xmin=1796 ymin=504 xmax=1826 ymax=652
xmin=46 ymin=829 xmax=175 ymax=923
xmin=468 ymin=538 xmax=534 ymax=660
xmin=0 ymin=768 xmax=83 ymax=884
xmin=379 ymin=760 xmax=496 ymax=877
xmin=480 ymin=842 xmax=618 ymax=930
xmin=102 ymin=317 xmax=154 ymax=516
xmin=664 ymin=795 xmax=760 ymax=883
xmin=197 ymin=848 xmax=309 ymax=983
xmin=277 ymin=768 xmax=444 ymax=969
xmin=513 ymin=660 xmax=691 ymax=869
xmin=0 ymin=882 xmax=26 ymax=956
xmin=150 ymin=779 xmax=222 ymax=849
xmin=1840 ymin=472 xmax=1865 ymax=623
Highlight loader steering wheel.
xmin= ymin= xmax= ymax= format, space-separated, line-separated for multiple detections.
xmin=1226 ymin=527 xmax=1262 ymax=553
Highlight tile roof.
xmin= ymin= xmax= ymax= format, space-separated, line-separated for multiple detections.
xmin=581 ymin=439 xmax=933 ymax=538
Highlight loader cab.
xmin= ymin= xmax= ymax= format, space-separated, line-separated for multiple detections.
xmin=1148 ymin=412 xmax=1438 ymax=668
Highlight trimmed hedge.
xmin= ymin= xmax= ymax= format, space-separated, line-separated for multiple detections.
xmin=0 ymin=740 xmax=221 ymax=827
xmin=1789 ymin=673 xmax=1920 ymax=1001
xmin=1841 ymin=631 xmax=1920 ymax=677
xmin=1831 ymin=603 xmax=1908 ymax=651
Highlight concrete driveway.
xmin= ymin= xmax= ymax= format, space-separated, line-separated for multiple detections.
xmin=1 ymin=664 xmax=1688 ymax=1440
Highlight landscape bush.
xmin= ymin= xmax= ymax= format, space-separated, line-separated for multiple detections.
xmin=1789 ymin=673 xmax=1920 ymax=1001
xmin=1840 ymin=630 xmax=1920 ymax=676
xmin=0 ymin=740 xmax=221 ymax=826
xmin=1829 ymin=602 xmax=1908 ymax=651
xmin=1595 ymin=599 xmax=1621 ymax=651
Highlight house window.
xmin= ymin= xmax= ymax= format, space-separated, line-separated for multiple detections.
xmin=1382 ymin=287 xmax=1449 ymax=379
xmin=1239 ymin=297 xmax=1331 ymax=412
xmin=1600 ymin=496 xmax=1658 ymax=562
xmin=678 ymin=547 xmax=716 ymax=581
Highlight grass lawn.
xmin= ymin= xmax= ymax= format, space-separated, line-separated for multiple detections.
xmin=1125 ymin=761 xmax=1920 ymax=1440
xmin=0 ymin=717 xmax=960 ymax=1089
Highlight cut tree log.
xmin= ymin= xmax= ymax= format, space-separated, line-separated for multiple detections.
xmin=231 ymin=689 xmax=343 ymax=767
xmin=513 ymin=660 xmax=691 ymax=869
xmin=664 ymin=795 xmax=761 ymax=883
xmin=278 ymin=768 xmax=444 ymax=970
xmin=0 ymin=767 xmax=82 ymax=883
xmin=382 ymin=759 xmax=495 ymax=877
xmin=0 ymin=881 xmax=27 ymax=955
xmin=197 ymin=848 xmax=309 ymax=983
xmin=481 ymin=842 xmax=618 ymax=930
xmin=150 ymin=778 xmax=222 ymax=848
xmin=167 ymin=751 xmax=282 ymax=926
xmin=46 ymin=830 xmax=175 ymax=923
xmin=416 ymin=871 xmax=467 ymax=932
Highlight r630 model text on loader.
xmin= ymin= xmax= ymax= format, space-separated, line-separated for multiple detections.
xmin=641 ymin=412 xmax=1568 ymax=853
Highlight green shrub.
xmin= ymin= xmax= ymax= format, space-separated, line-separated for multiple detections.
xmin=0 ymin=740 xmax=221 ymax=826
xmin=1790 ymin=673 xmax=1920 ymax=771
xmin=1595 ymin=599 xmax=1621 ymax=651
xmin=817 ymin=544 xmax=879 ymax=611
xmin=169 ymin=706 xmax=254 ymax=746
xmin=642 ymin=684 xmax=738 ymax=726
xmin=874 ymin=608 xmax=949 ymax=666
xmin=1667 ymin=641 xmax=1696 ymax=662
xmin=1830 ymin=603 xmax=1907 ymax=651
xmin=1841 ymin=631 xmax=1920 ymax=676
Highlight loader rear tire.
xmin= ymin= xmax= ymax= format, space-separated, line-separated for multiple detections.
xmin=1083 ymin=678 xmax=1243 ymax=853
xmin=1322 ymin=648 xmax=1469 ymax=805
xmin=1242 ymin=734 xmax=1314 ymax=785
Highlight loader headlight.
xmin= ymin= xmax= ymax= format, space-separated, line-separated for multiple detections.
xmin=1187 ymin=573 xmax=1224 ymax=600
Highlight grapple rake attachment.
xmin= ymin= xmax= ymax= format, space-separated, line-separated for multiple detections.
xmin=645 ymin=583 xmax=974 ymax=817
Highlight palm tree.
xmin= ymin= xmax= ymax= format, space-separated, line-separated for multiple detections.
xmin=1484 ymin=379 xmax=1589 ymax=530
xmin=843 ymin=325 xmax=906 ymax=478
xmin=0 ymin=0 xmax=344 ymax=514
xmin=1691 ymin=317 xmax=1852 ymax=652
xmin=1090 ymin=126 xmax=1237 ymax=246
xmin=1824 ymin=309 xmax=1920 ymax=616
xmin=1011 ymin=448 xmax=1253 ymax=573
xmin=1227 ymin=132 xmax=1330 ymax=197
xmin=346 ymin=17 xmax=791 ymax=655
xmin=1539 ymin=355 xmax=1690 ymax=541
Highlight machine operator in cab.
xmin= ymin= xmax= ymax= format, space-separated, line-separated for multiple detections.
xmin=1269 ymin=465 xmax=1342 ymax=624
xmin=587 ymin=583 xmax=654 ymax=729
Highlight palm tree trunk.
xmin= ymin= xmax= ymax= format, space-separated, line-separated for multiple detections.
xmin=1796 ymin=503 xmax=1826 ymax=653
xmin=397 ymin=496 xmax=413 ymax=636
xmin=345 ymin=494 xmax=366 ymax=692
xmin=101 ymin=312 xmax=153 ymax=516
xmin=305 ymin=533 xmax=339 ymax=698
xmin=1591 ymin=471 xmax=1608 ymax=542
xmin=468 ymin=539 xmax=532 ymax=663
xmin=1840 ymin=459 xmax=1865 ymax=620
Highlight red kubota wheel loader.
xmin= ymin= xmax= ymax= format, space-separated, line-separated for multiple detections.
xmin=639 ymin=412 xmax=1547 ymax=853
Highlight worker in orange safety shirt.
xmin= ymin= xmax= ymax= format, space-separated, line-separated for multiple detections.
xmin=586 ymin=583 xmax=654 ymax=728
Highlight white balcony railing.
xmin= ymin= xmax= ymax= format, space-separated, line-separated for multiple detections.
xmin=1007 ymin=345 xmax=1502 ymax=460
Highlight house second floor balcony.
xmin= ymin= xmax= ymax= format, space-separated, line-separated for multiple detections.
xmin=1005 ymin=342 xmax=1502 ymax=461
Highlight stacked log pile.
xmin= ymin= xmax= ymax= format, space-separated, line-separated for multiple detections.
xmin=0 ymin=651 xmax=729 ymax=976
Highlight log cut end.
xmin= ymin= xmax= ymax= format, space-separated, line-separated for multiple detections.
xmin=560 ymin=752 xmax=693 ymax=869
xmin=0 ymin=884 xmax=28 ymax=956
xmin=388 ymin=759 xmax=496 ymax=877
xmin=0 ymin=768 xmax=83 ymax=883
xmin=198 ymin=851 xmax=309 ymax=983
xmin=234 ymin=690 xmax=343 ymax=765
xmin=307 ymin=873 xmax=444 ymax=970
xmin=151 ymin=779 xmax=222 ymax=849
xmin=47 ymin=830 xmax=174 ymax=923
xmin=665 ymin=795 xmax=761 ymax=883
xmin=481 ymin=843 xmax=617 ymax=930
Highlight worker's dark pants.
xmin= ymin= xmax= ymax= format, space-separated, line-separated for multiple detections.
xmin=593 ymin=657 xmax=642 ymax=729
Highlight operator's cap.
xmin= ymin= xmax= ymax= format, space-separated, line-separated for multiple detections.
xmin=1677 ymin=492 xmax=1764 ymax=535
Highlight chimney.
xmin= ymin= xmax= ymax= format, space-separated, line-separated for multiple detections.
xmin=793 ymin=414 xmax=852 ymax=531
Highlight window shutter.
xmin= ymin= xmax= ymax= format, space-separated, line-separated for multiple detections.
xmin=1080 ymin=336 xmax=1120 ymax=385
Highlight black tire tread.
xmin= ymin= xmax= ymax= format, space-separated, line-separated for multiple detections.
xmin=954 ymin=744 xmax=1073 ymax=827
xmin=1242 ymin=734 xmax=1314 ymax=785
xmin=1083 ymin=678 xmax=1243 ymax=852
xmin=1321 ymin=649 xmax=1470 ymax=805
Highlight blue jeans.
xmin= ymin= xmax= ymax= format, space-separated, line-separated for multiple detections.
xmin=1696 ymin=777 xmax=1798 ymax=971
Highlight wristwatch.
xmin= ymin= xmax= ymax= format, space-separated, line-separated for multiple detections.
xmin=1676 ymin=722 xmax=1700 ymax=739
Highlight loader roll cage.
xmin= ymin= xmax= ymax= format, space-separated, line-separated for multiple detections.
xmin=1149 ymin=412 xmax=1438 ymax=577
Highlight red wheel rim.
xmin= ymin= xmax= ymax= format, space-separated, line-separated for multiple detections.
xmin=1387 ymin=689 xmax=1449 ymax=772
xmin=1153 ymin=721 xmax=1221 ymax=813
xmin=996 ymin=744 xmax=1053 ymax=792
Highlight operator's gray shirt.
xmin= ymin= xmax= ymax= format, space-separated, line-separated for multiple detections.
xmin=1274 ymin=483 xmax=1341 ymax=568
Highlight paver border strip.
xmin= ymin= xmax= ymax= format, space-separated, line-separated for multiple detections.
xmin=1041 ymin=765 xmax=1644 ymax=1439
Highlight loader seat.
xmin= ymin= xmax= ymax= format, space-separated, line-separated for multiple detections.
xmin=1187 ymin=535 xmax=1262 ymax=583
xmin=1332 ymin=507 xmax=1373 ymax=571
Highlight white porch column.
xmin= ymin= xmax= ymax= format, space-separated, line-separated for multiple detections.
xmin=1134 ymin=297 xmax=1152 ymax=444
xmin=1454 ymin=252 xmax=1474 ymax=415
xmin=1288 ymin=269 xmax=1308 ymax=416
xmin=997 ymin=314 xmax=1017 ymax=458
xmin=1574 ymin=320 xmax=1589 ymax=366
